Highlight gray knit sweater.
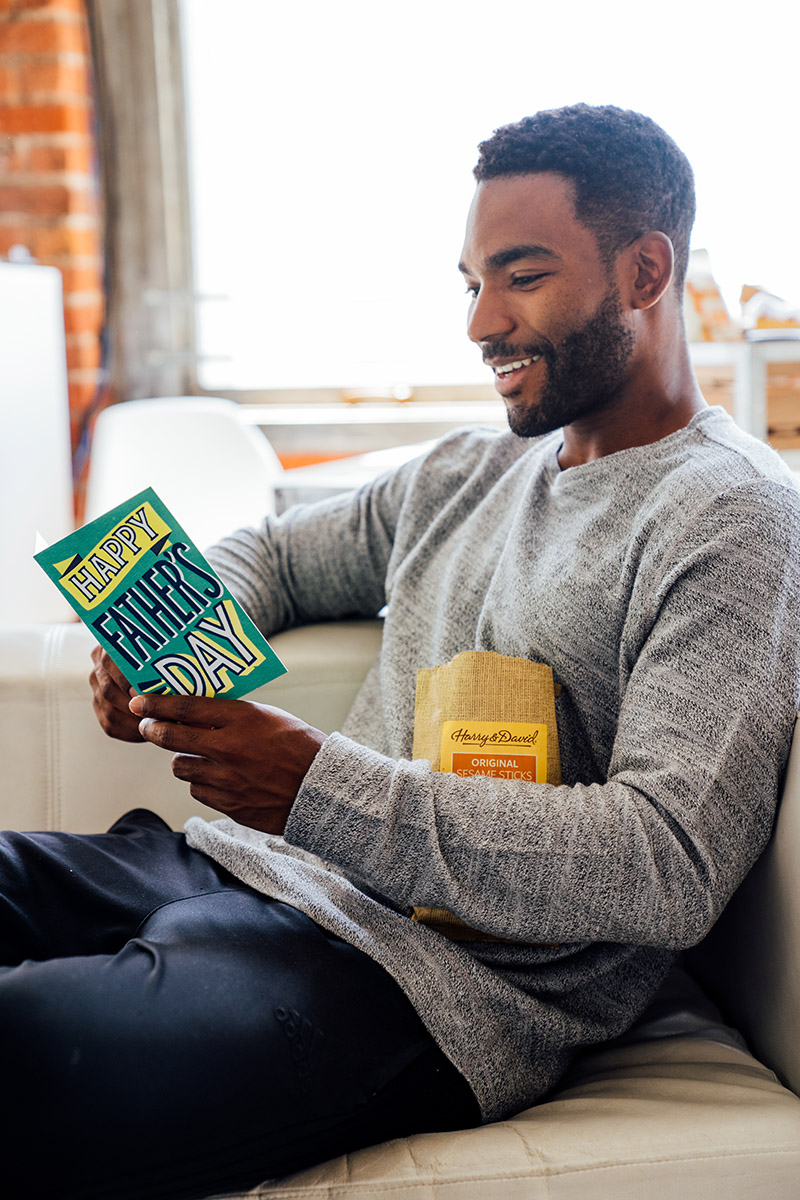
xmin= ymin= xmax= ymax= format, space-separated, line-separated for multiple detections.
xmin=186 ymin=406 xmax=800 ymax=1122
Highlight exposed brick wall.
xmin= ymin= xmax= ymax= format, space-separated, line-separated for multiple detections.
xmin=0 ymin=0 xmax=105 ymax=519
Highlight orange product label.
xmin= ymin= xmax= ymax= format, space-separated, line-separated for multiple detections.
xmin=451 ymin=751 xmax=538 ymax=780
xmin=440 ymin=720 xmax=547 ymax=782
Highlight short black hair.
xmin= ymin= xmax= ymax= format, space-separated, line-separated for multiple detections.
xmin=474 ymin=104 xmax=695 ymax=291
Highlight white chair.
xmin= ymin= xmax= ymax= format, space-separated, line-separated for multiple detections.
xmin=85 ymin=396 xmax=284 ymax=550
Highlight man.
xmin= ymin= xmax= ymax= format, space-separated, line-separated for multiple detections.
xmin=4 ymin=104 xmax=800 ymax=1200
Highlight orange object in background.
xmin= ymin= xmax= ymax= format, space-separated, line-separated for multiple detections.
xmin=684 ymin=250 xmax=741 ymax=342
xmin=277 ymin=451 xmax=356 ymax=471
xmin=741 ymin=285 xmax=800 ymax=332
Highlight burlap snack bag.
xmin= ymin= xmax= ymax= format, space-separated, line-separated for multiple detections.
xmin=411 ymin=650 xmax=561 ymax=941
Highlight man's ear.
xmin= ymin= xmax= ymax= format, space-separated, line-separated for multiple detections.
xmin=624 ymin=232 xmax=674 ymax=310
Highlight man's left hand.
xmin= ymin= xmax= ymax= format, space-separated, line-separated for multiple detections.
xmin=129 ymin=692 xmax=327 ymax=834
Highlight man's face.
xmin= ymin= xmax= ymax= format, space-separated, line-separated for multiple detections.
xmin=459 ymin=173 xmax=636 ymax=439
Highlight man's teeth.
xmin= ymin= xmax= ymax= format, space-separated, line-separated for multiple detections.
xmin=495 ymin=355 xmax=541 ymax=376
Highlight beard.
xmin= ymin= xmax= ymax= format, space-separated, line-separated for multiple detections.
xmin=493 ymin=289 xmax=636 ymax=440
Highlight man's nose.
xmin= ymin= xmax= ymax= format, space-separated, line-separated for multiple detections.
xmin=466 ymin=285 xmax=515 ymax=345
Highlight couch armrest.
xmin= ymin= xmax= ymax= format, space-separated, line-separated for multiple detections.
xmin=688 ymin=716 xmax=800 ymax=1099
xmin=0 ymin=619 xmax=383 ymax=834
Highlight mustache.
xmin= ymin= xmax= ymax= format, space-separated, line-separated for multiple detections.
xmin=481 ymin=337 xmax=553 ymax=366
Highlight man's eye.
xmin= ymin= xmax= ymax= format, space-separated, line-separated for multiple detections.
xmin=513 ymin=273 xmax=549 ymax=288
xmin=465 ymin=285 xmax=479 ymax=299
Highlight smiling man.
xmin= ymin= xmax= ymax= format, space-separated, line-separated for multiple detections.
xmin=460 ymin=125 xmax=704 ymax=459
xmin=4 ymin=105 xmax=800 ymax=1200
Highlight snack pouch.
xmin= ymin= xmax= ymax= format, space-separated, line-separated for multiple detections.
xmin=411 ymin=650 xmax=561 ymax=941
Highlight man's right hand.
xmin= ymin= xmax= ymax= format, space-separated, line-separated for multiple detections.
xmin=89 ymin=646 xmax=145 ymax=742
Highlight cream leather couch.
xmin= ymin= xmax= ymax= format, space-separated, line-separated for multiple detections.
xmin=2 ymin=619 xmax=799 ymax=1199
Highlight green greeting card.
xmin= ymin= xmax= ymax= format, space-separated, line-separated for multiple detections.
xmin=34 ymin=488 xmax=286 ymax=697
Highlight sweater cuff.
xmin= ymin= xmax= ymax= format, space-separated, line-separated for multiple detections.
xmin=284 ymin=731 xmax=397 ymax=866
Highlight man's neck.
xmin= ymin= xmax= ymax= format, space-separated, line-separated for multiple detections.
xmin=557 ymin=340 xmax=707 ymax=470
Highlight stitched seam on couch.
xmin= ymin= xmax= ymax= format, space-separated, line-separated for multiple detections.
xmin=237 ymin=1146 xmax=800 ymax=1197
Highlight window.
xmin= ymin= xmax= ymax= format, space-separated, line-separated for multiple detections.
xmin=181 ymin=0 xmax=800 ymax=395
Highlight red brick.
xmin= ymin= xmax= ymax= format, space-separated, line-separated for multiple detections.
xmin=68 ymin=365 xmax=103 ymax=389
xmin=0 ymin=226 xmax=29 ymax=253
xmin=0 ymin=16 xmax=86 ymax=56
xmin=0 ymin=134 xmax=16 ymax=171
xmin=0 ymin=11 xmax=87 ymax=49
xmin=69 ymin=379 xmax=101 ymax=412
xmin=19 ymin=57 xmax=88 ymax=97
xmin=73 ymin=484 xmax=86 ymax=525
xmin=63 ymin=293 xmax=104 ymax=334
xmin=69 ymin=397 xmax=101 ymax=439
xmin=0 ymin=224 xmax=100 ymax=269
xmin=59 ymin=262 xmax=101 ymax=294
xmin=0 ymin=180 xmax=91 ymax=214
xmin=18 ymin=137 xmax=90 ymax=172
xmin=44 ymin=249 xmax=101 ymax=270
xmin=68 ymin=377 xmax=100 ymax=421
xmin=39 ymin=225 xmax=99 ymax=256
xmin=0 ymin=61 xmax=22 ymax=95
xmin=68 ymin=407 xmax=83 ymax=440
xmin=65 ymin=334 xmax=101 ymax=371
xmin=2 ymin=0 xmax=86 ymax=14
xmin=0 ymin=102 xmax=90 ymax=134
xmin=6 ymin=134 xmax=92 ymax=173
xmin=0 ymin=223 xmax=98 ymax=257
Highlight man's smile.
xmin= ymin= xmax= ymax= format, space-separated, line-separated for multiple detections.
xmin=486 ymin=353 xmax=544 ymax=396
xmin=493 ymin=355 xmax=542 ymax=376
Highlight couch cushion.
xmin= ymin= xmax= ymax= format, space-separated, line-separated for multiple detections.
xmin=215 ymin=1034 xmax=800 ymax=1200
xmin=0 ymin=620 xmax=384 ymax=834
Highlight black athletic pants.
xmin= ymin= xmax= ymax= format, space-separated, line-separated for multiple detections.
xmin=0 ymin=809 xmax=479 ymax=1200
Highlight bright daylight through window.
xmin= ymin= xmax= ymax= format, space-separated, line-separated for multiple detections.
xmin=181 ymin=0 xmax=800 ymax=394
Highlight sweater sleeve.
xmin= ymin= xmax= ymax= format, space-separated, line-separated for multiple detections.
xmin=284 ymin=480 xmax=800 ymax=950
xmin=203 ymin=454 xmax=422 ymax=635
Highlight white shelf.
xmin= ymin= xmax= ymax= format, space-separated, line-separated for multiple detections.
xmin=689 ymin=339 xmax=800 ymax=439
xmin=238 ymin=400 xmax=506 ymax=427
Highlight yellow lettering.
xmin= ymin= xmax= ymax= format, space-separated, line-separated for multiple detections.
xmin=58 ymin=502 xmax=171 ymax=611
